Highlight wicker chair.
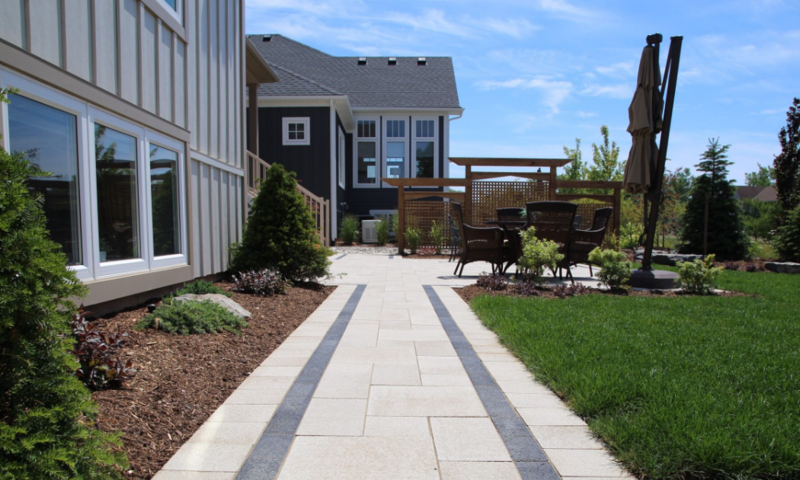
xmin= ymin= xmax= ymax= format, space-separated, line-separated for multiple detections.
xmin=525 ymin=201 xmax=578 ymax=282
xmin=496 ymin=207 xmax=525 ymax=222
xmin=451 ymin=202 xmax=505 ymax=278
xmin=569 ymin=207 xmax=613 ymax=276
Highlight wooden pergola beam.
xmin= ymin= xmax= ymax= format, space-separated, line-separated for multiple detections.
xmin=470 ymin=171 xmax=551 ymax=181
xmin=449 ymin=157 xmax=571 ymax=167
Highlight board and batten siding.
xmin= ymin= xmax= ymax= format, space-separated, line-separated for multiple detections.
xmin=0 ymin=0 xmax=246 ymax=281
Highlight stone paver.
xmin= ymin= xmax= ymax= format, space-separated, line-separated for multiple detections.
xmin=156 ymin=255 xmax=632 ymax=480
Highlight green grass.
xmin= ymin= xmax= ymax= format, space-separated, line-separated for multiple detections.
xmin=470 ymin=270 xmax=800 ymax=479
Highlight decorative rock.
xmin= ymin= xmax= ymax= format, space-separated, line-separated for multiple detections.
xmin=765 ymin=262 xmax=800 ymax=274
xmin=173 ymin=294 xmax=252 ymax=318
xmin=652 ymin=253 xmax=703 ymax=266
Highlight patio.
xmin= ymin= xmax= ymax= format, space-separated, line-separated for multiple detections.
xmin=153 ymin=254 xmax=626 ymax=480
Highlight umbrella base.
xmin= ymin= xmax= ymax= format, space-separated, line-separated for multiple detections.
xmin=629 ymin=268 xmax=678 ymax=289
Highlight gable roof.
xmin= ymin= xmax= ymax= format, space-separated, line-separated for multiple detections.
xmin=249 ymin=34 xmax=461 ymax=110
xmin=735 ymin=185 xmax=778 ymax=202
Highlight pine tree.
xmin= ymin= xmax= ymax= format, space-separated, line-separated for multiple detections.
xmin=230 ymin=163 xmax=331 ymax=281
xmin=679 ymin=138 xmax=750 ymax=260
xmin=773 ymin=98 xmax=800 ymax=215
xmin=0 ymin=143 xmax=127 ymax=476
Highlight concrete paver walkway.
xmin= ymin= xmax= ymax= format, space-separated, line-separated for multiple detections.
xmin=154 ymin=255 xmax=631 ymax=480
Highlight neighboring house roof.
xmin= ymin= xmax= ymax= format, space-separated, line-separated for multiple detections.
xmin=249 ymin=34 xmax=462 ymax=110
xmin=735 ymin=185 xmax=777 ymax=202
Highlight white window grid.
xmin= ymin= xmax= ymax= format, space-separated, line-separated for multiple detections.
xmin=338 ymin=128 xmax=346 ymax=189
xmin=382 ymin=117 xmax=408 ymax=187
xmin=412 ymin=116 xmax=439 ymax=180
xmin=353 ymin=117 xmax=380 ymax=188
xmin=282 ymin=117 xmax=310 ymax=146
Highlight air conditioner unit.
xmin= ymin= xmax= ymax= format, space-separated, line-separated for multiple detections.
xmin=362 ymin=220 xmax=379 ymax=244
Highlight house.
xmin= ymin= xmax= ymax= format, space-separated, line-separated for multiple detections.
xmin=247 ymin=34 xmax=463 ymax=240
xmin=734 ymin=185 xmax=778 ymax=203
xmin=0 ymin=0 xmax=276 ymax=313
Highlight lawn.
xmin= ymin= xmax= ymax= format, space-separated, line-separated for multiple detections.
xmin=469 ymin=270 xmax=800 ymax=479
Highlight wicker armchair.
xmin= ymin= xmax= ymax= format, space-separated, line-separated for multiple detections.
xmin=569 ymin=207 xmax=613 ymax=276
xmin=496 ymin=207 xmax=525 ymax=222
xmin=451 ymin=202 xmax=505 ymax=277
xmin=525 ymin=201 xmax=578 ymax=282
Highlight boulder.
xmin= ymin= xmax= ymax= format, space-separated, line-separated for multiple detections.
xmin=652 ymin=253 xmax=703 ymax=266
xmin=765 ymin=262 xmax=800 ymax=274
xmin=173 ymin=294 xmax=252 ymax=318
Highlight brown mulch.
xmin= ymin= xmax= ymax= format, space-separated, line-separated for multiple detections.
xmin=456 ymin=283 xmax=748 ymax=304
xmin=90 ymin=281 xmax=334 ymax=480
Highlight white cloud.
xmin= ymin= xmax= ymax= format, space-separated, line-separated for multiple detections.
xmin=580 ymin=83 xmax=631 ymax=99
xmin=538 ymin=0 xmax=591 ymax=18
xmin=478 ymin=18 xmax=539 ymax=39
xmin=577 ymin=111 xmax=597 ymax=118
xmin=386 ymin=9 xmax=470 ymax=38
xmin=477 ymin=77 xmax=573 ymax=113
xmin=596 ymin=62 xmax=635 ymax=77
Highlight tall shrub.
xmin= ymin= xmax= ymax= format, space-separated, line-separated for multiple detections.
xmin=0 ymin=144 xmax=126 ymax=477
xmin=230 ymin=163 xmax=331 ymax=281
xmin=773 ymin=98 xmax=800 ymax=215
xmin=774 ymin=204 xmax=800 ymax=262
xmin=679 ymin=138 xmax=750 ymax=260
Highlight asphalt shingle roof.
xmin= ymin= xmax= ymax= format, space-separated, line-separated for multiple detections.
xmin=249 ymin=35 xmax=461 ymax=110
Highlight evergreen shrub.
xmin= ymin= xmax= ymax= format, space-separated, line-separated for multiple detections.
xmin=429 ymin=221 xmax=445 ymax=255
xmin=518 ymin=228 xmax=563 ymax=284
xmin=405 ymin=227 xmax=422 ymax=254
xmin=774 ymin=204 xmax=800 ymax=262
xmin=230 ymin=163 xmax=331 ymax=282
xmin=376 ymin=217 xmax=390 ymax=245
xmin=588 ymin=248 xmax=631 ymax=289
xmin=340 ymin=215 xmax=359 ymax=244
xmin=175 ymin=279 xmax=231 ymax=298
xmin=138 ymin=299 xmax=248 ymax=335
xmin=677 ymin=254 xmax=723 ymax=295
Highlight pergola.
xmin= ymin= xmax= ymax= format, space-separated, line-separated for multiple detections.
xmin=383 ymin=157 xmax=622 ymax=254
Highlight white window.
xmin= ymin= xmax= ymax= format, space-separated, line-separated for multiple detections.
xmin=338 ymin=128 xmax=346 ymax=189
xmin=1 ymin=68 xmax=187 ymax=281
xmin=412 ymin=118 xmax=438 ymax=179
xmin=282 ymin=117 xmax=310 ymax=146
xmin=158 ymin=0 xmax=183 ymax=24
xmin=354 ymin=118 xmax=379 ymax=188
xmin=383 ymin=117 xmax=408 ymax=185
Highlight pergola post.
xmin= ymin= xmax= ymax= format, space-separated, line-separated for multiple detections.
xmin=397 ymin=186 xmax=405 ymax=254
xmin=549 ymin=166 xmax=557 ymax=200
xmin=465 ymin=165 xmax=472 ymax=224
xmin=614 ymin=187 xmax=622 ymax=245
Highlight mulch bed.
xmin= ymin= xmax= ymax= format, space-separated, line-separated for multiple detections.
xmin=89 ymin=281 xmax=334 ymax=480
xmin=456 ymin=284 xmax=748 ymax=304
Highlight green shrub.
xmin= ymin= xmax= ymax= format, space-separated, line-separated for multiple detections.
xmin=677 ymin=254 xmax=723 ymax=294
xmin=774 ymin=203 xmax=800 ymax=262
xmin=232 ymin=268 xmax=288 ymax=296
xmin=138 ymin=299 xmax=248 ymax=335
xmin=588 ymin=247 xmax=632 ymax=289
xmin=390 ymin=214 xmax=398 ymax=241
xmin=0 ymin=143 xmax=127 ymax=478
xmin=518 ymin=227 xmax=563 ymax=284
xmin=176 ymin=279 xmax=232 ymax=298
xmin=230 ymin=163 xmax=331 ymax=282
xmin=376 ymin=217 xmax=390 ymax=245
xmin=406 ymin=227 xmax=422 ymax=254
xmin=340 ymin=215 xmax=359 ymax=244
xmin=429 ymin=221 xmax=446 ymax=255
xmin=619 ymin=222 xmax=642 ymax=250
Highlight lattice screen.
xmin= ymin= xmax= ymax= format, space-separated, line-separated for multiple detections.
xmin=470 ymin=181 xmax=549 ymax=226
xmin=404 ymin=200 xmax=455 ymax=248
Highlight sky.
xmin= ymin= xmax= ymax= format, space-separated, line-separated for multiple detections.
xmin=245 ymin=0 xmax=800 ymax=184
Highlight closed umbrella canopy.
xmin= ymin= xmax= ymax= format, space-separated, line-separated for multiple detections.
xmin=623 ymin=45 xmax=662 ymax=194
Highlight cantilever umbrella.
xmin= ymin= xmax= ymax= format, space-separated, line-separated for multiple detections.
xmin=623 ymin=45 xmax=662 ymax=194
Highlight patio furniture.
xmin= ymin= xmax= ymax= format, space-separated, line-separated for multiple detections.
xmin=525 ymin=201 xmax=578 ymax=282
xmin=501 ymin=223 xmax=525 ymax=274
xmin=496 ymin=207 xmax=525 ymax=222
xmin=573 ymin=214 xmax=583 ymax=230
xmin=569 ymin=207 xmax=613 ymax=276
xmin=451 ymin=202 xmax=505 ymax=277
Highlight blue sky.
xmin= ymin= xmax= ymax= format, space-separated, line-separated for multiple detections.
xmin=245 ymin=0 xmax=800 ymax=184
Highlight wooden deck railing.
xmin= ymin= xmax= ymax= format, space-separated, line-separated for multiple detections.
xmin=246 ymin=151 xmax=330 ymax=246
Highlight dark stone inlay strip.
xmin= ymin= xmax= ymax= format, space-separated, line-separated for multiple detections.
xmin=236 ymin=284 xmax=366 ymax=480
xmin=389 ymin=255 xmax=394 ymax=260
xmin=335 ymin=253 xmax=347 ymax=260
xmin=423 ymin=286 xmax=561 ymax=480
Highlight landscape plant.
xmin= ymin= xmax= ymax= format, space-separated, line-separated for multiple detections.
xmin=232 ymin=268 xmax=288 ymax=296
xmin=71 ymin=312 xmax=136 ymax=390
xmin=230 ymin=163 xmax=331 ymax=282
xmin=588 ymin=248 xmax=631 ymax=290
xmin=773 ymin=203 xmax=800 ymax=262
xmin=376 ymin=216 xmax=390 ymax=245
xmin=176 ymin=279 xmax=232 ymax=298
xmin=340 ymin=215 xmax=359 ymax=244
xmin=476 ymin=273 xmax=508 ymax=291
xmin=0 ymin=114 xmax=127 ymax=477
xmin=676 ymin=254 xmax=723 ymax=294
xmin=429 ymin=220 xmax=445 ymax=254
xmin=405 ymin=227 xmax=422 ymax=254
xmin=679 ymin=138 xmax=750 ymax=260
xmin=518 ymin=227 xmax=563 ymax=284
xmin=138 ymin=299 xmax=248 ymax=335
xmin=773 ymin=98 xmax=800 ymax=215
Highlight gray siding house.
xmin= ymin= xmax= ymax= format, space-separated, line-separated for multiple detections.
xmin=248 ymin=34 xmax=463 ymax=239
xmin=0 ymin=0 xmax=276 ymax=311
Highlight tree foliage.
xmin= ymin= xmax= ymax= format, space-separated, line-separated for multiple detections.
xmin=0 ymin=141 xmax=127 ymax=477
xmin=588 ymin=126 xmax=622 ymax=182
xmin=679 ymin=139 xmax=750 ymax=260
xmin=230 ymin=163 xmax=331 ymax=282
xmin=773 ymin=98 xmax=800 ymax=214
xmin=745 ymin=163 xmax=775 ymax=187
xmin=773 ymin=203 xmax=800 ymax=262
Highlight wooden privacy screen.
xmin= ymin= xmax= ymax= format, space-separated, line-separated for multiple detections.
xmin=470 ymin=181 xmax=549 ymax=226
xmin=404 ymin=200 xmax=455 ymax=248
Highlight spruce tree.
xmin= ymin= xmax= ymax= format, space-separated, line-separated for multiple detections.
xmin=773 ymin=98 xmax=800 ymax=215
xmin=231 ymin=163 xmax=331 ymax=281
xmin=679 ymin=138 xmax=750 ymax=260
xmin=0 ymin=142 xmax=126 ymax=475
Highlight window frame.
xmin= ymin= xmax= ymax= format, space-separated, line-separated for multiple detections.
xmin=337 ymin=127 xmax=346 ymax=189
xmin=282 ymin=117 xmax=310 ymax=146
xmin=154 ymin=0 xmax=183 ymax=24
xmin=411 ymin=117 xmax=439 ymax=180
xmin=353 ymin=117 xmax=380 ymax=189
xmin=382 ymin=116 xmax=408 ymax=187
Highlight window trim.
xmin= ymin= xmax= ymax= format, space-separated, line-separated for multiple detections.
xmin=282 ymin=117 xmax=311 ymax=146
xmin=338 ymin=127 xmax=346 ymax=189
xmin=353 ymin=116 xmax=380 ymax=189
xmin=382 ymin=116 xmax=408 ymax=187
xmin=412 ymin=116 xmax=439 ymax=180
